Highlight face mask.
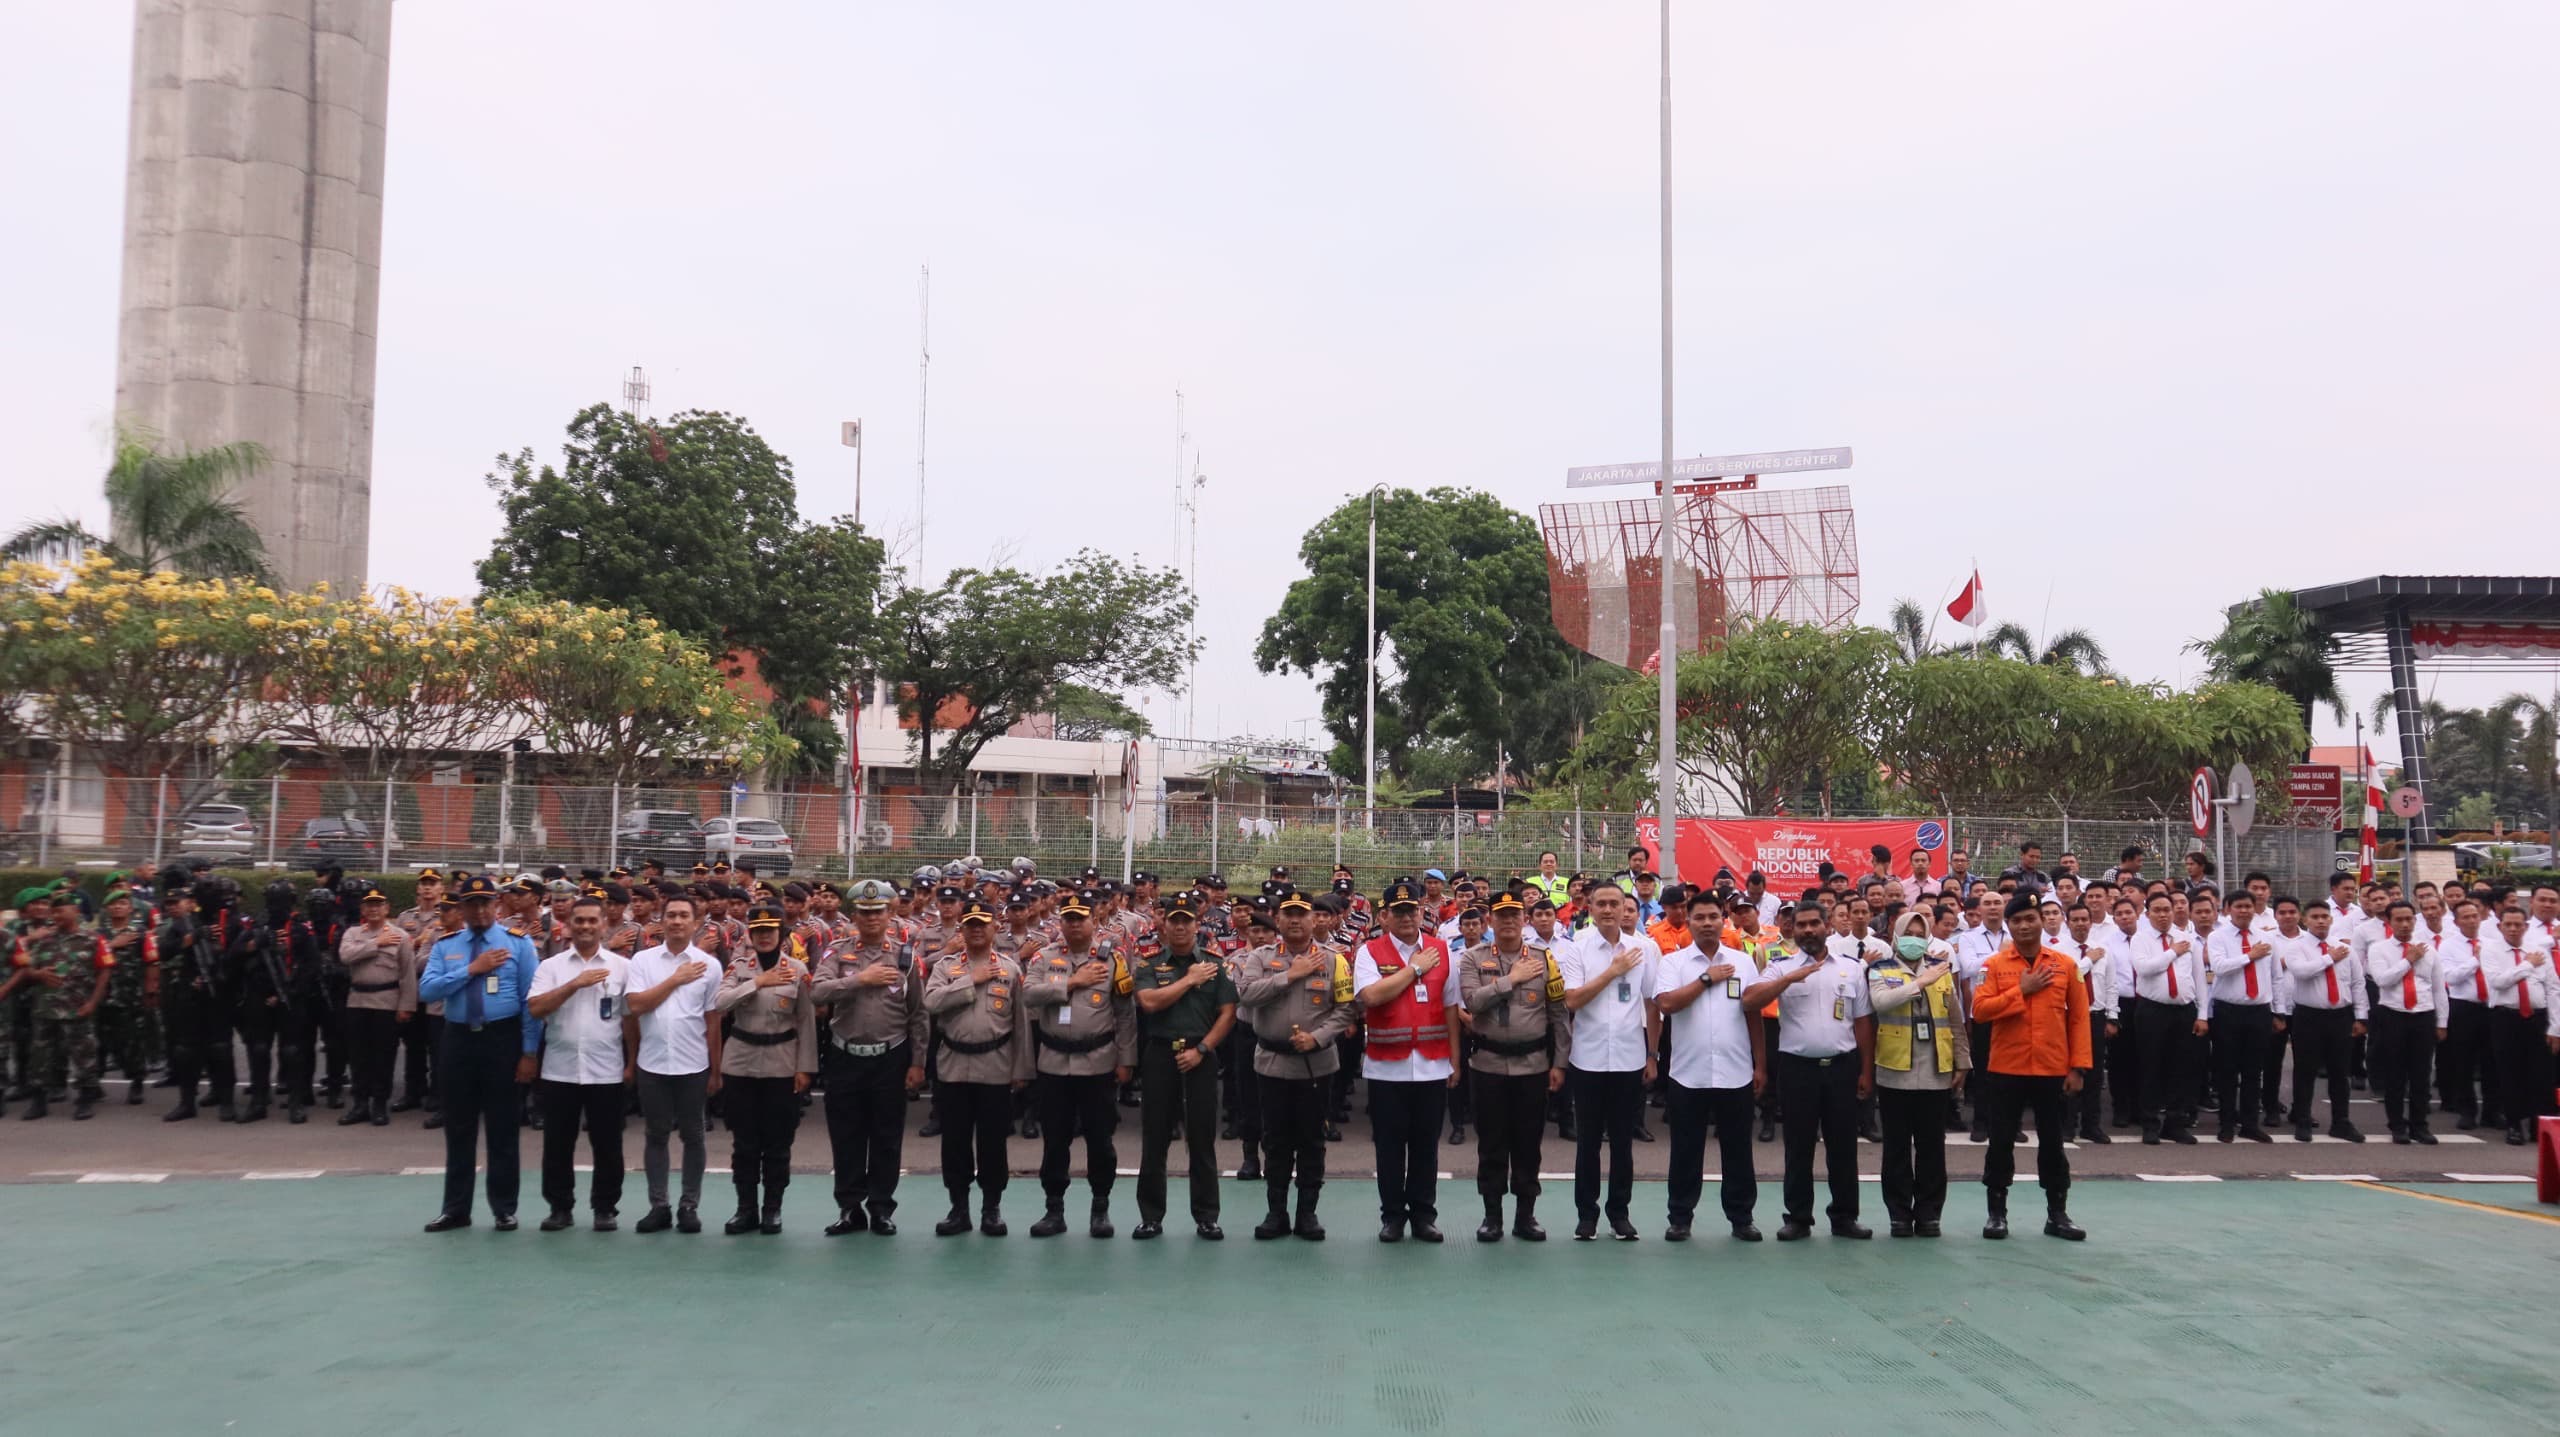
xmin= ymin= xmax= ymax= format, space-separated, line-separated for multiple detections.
xmin=1895 ymin=936 xmax=1928 ymax=960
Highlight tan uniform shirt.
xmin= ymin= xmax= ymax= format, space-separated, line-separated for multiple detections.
xmin=808 ymin=937 xmax=928 ymax=1056
xmin=392 ymin=906 xmax=444 ymax=1015
xmin=1458 ymin=940 xmax=1572 ymax=1076
xmin=922 ymin=953 xmax=1033 ymax=1084
xmin=1231 ymin=940 xmax=1357 ymax=1079
xmin=715 ymin=953 xmax=819 ymax=1078
xmin=1016 ymin=940 xmax=1137 ymax=1077
xmin=337 ymin=922 xmax=415 ymax=1013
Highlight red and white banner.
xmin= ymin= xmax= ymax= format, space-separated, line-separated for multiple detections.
xmin=1635 ymin=816 xmax=1943 ymax=894
xmin=2408 ymin=620 xmax=2560 ymax=659
xmin=1946 ymin=570 xmax=1984 ymax=629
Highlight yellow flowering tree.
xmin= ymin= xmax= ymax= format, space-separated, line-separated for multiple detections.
xmin=0 ymin=557 xmax=290 ymax=840
xmin=268 ymin=587 xmax=528 ymax=780
xmin=483 ymin=596 xmax=788 ymax=785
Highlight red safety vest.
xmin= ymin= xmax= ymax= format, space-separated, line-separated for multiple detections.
xmin=1361 ymin=933 xmax=1453 ymax=1064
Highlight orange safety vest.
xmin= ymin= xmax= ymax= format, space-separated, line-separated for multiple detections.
xmin=1361 ymin=932 xmax=1453 ymax=1064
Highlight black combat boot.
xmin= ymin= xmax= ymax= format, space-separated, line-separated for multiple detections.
xmin=215 ymin=1093 xmax=240 ymax=1123
xmin=1477 ymin=1198 xmax=1505 ymax=1243
xmin=1089 ymin=1197 xmax=1114 ymax=1239
xmin=338 ymin=1099 xmax=368 ymax=1127
xmin=242 ymin=1093 xmax=268 ymax=1123
xmin=1031 ymin=1201 xmax=1069 ymax=1238
xmin=1512 ymin=1198 xmax=1547 ymax=1242
xmin=759 ymin=1202 xmax=783 ymax=1235
xmin=979 ymin=1202 xmax=1007 ymax=1237
xmin=825 ymin=1209 xmax=868 ymax=1237
xmin=286 ymin=1096 xmax=308 ymax=1124
xmin=1255 ymin=1207 xmax=1292 ymax=1240
xmin=73 ymin=1093 xmax=95 ymax=1121
xmin=19 ymin=1092 xmax=47 ymax=1120
xmin=2044 ymin=1201 xmax=2085 ymax=1241
xmin=164 ymin=1092 xmax=197 ymax=1122
xmin=724 ymin=1206 xmax=761 ymax=1236
xmin=935 ymin=1203 xmax=973 ymax=1237
xmin=1982 ymin=1189 xmax=2009 ymax=1241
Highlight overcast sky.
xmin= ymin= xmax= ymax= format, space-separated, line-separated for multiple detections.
xmin=8 ymin=2 xmax=2557 ymax=759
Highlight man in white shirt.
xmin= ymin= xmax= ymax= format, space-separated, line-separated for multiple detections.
xmin=2128 ymin=890 xmax=2206 ymax=1145
xmin=1654 ymin=890 xmax=1763 ymax=1242
xmin=1740 ymin=905 xmax=1875 ymax=1242
xmin=1555 ymin=881 xmax=1660 ymax=1242
xmin=2482 ymin=904 xmax=2553 ymax=1145
xmin=2203 ymin=891 xmax=2279 ymax=1144
xmin=623 ymin=894 xmax=724 ymax=1233
xmin=2100 ymin=895 xmax=2144 ymax=1131
xmin=1948 ymin=888 xmax=2003 ymax=1140
xmin=2282 ymin=900 xmax=2366 ymax=1141
xmin=2433 ymin=895 xmax=2498 ymax=1133
xmin=1744 ymin=870 xmax=1782 ymax=926
xmin=525 ymin=895 xmax=633 ymax=1231
xmin=2059 ymin=901 xmax=2114 ymax=1143
xmin=2363 ymin=900 xmax=2448 ymax=1144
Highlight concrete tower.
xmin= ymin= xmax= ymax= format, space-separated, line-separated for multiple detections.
xmin=112 ymin=0 xmax=393 ymax=595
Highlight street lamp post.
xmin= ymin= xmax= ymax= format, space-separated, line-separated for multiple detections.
xmin=1366 ymin=484 xmax=1384 ymax=833
xmin=1652 ymin=0 xmax=1681 ymax=886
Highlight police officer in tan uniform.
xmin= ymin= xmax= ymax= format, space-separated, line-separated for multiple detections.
xmin=1232 ymin=887 xmax=1356 ymax=1240
xmin=808 ymin=880 xmax=927 ymax=1236
xmin=1459 ymin=891 xmax=1571 ymax=1241
xmin=715 ymin=903 xmax=818 ymax=1234
xmin=1017 ymin=889 xmax=1136 ymax=1237
xmin=921 ymin=899 xmax=1031 ymax=1236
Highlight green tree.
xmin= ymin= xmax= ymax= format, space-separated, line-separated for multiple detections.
xmin=881 ymin=550 xmax=1195 ymax=784
xmin=1563 ymin=621 xmax=1899 ymax=813
xmin=1049 ymin=682 xmax=1152 ymax=742
xmin=2193 ymin=588 xmax=2347 ymax=730
xmin=1979 ymin=621 xmax=2111 ymax=675
xmin=4 ymin=427 xmax=273 ymax=582
xmin=1257 ymin=487 xmax=1586 ymax=787
xmin=477 ymin=405 xmax=887 ymax=769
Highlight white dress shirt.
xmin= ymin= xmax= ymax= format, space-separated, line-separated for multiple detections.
xmin=529 ymin=947 xmax=631 ymax=1085
xmin=2103 ymin=916 xmax=2143 ymax=1010
xmin=1763 ymin=950 xmax=1873 ymax=1058
xmin=1752 ymin=891 xmax=1783 ymax=925
xmin=2480 ymin=930 xmax=2554 ymax=1016
xmin=2436 ymin=925 xmax=2489 ymax=1006
xmin=2128 ymin=920 xmax=2204 ymax=1006
xmin=1657 ymin=942 xmax=1761 ymax=1089
xmin=2280 ymin=929 xmax=2365 ymax=1016
xmin=2203 ymin=921 xmax=2277 ymax=1012
xmin=2365 ymin=936 xmax=2451 ymax=1022
xmin=2063 ymin=929 xmax=2120 ymax=1018
xmin=1554 ymin=926 xmax=1662 ymax=1072
xmin=626 ymin=943 xmax=723 ymax=1076
xmin=1351 ymin=932 xmax=1461 ymax=1082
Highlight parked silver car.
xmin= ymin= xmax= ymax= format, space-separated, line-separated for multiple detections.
xmin=2452 ymin=840 xmax=2557 ymax=871
xmin=701 ymin=816 xmax=795 ymax=871
xmin=173 ymin=802 xmax=258 ymax=857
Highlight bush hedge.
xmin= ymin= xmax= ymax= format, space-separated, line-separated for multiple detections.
xmin=0 ymin=868 xmax=422 ymax=914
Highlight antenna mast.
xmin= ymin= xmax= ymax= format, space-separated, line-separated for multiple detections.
xmin=916 ymin=265 xmax=930 ymax=587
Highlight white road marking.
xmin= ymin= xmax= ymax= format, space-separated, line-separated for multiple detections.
xmin=2442 ymin=1173 xmax=2533 ymax=1183
xmin=2134 ymin=1173 xmax=2221 ymax=1182
xmin=76 ymin=1172 xmax=168 ymax=1184
xmin=2291 ymin=1172 xmax=2375 ymax=1181
xmin=243 ymin=1170 xmax=325 ymax=1181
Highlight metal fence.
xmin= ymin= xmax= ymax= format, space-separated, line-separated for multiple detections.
xmin=0 ymin=774 xmax=2343 ymax=893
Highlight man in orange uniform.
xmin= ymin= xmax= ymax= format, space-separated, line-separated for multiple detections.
xmin=1968 ymin=892 xmax=2090 ymax=1242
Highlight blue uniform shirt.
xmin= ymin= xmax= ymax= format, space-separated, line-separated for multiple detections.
xmin=419 ymin=923 xmax=544 ymax=1053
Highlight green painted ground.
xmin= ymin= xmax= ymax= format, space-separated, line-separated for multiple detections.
xmin=2 ymin=1178 xmax=2553 ymax=1437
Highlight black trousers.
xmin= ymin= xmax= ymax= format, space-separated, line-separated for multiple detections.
xmin=345 ymin=1008 xmax=400 ymax=1105
xmin=438 ymin=1016 xmax=524 ymax=1220
xmin=1982 ymin=1072 xmax=2071 ymax=1201
xmin=1571 ymin=1066 xmax=1643 ymax=1219
xmin=2289 ymin=1005 xmax=2356 ymax=1128
xmin=236 ymin=999 xmax=277 ymax=1099
xmin=539 ymin=1078 xmax=627 ymax=1215
xmin=320 ymin=983 xmax=350 ymax=1095
xmin=2076 ymin=1010 xmax=2110 ymax=1131
xmin=2132 ymin=998 xmax=2200 ymax=1132
xmin=2211 ymin=1003 xmax=2276 ymax=1130
xmin=2439 ymin=1000 xmax=2496 ymax=1120
xmin=2490 ymin=1007 xmax=2553 ymax=1125
xmin=1758 ymin=1018 xmax=1784 ymax=1127
xmin=2107 ymin=1004 xmax=2142 ymax=1123
xmin=1137 ymin=1041 xmax=1220 ymax=1224
xmin=1875 ymin=1085 xmax=1951 ymax=1222
xmin=1665 ymin=1081 xmax=1757 ymax=1227
xmin=400 ymin=1011 xmax=441 ymax=1104
xmin=1035 ymin=1069 xmax=1120 ymax=1199
xmin=821 ymin=1044 xmax=909 ymax=1216
xmin=278 ymin=992 xmax=333 ymax=1103
xmin=1370 ymin=1077 xmax=1447 ymax=1224
xmin=1964 ymin=1022 xmax=1993 ymax=1127
xmin=1220 ymin=1045 xmax=1260 ymax=1145
xmin=727 ymin=1072 xmax=804 ymax=1210
xmin=1472 ymin=1069 xmax=1550 ymax=1202
xmin=164 ymin=984 xmax=235 ymax=1099
xmin=1776 ymin=1052 xmax=1860 ymax=1225
xmin=1257 ymin=1071 xmax=1328 ymax=1210
xmin=938 ymin=1079 xmax=1013 ymax=1204
xmin=1446 ymin=1041 xmax=1475 ymax=1130
xmin=2370 ymin=1007 xmax=2437 ymax=1133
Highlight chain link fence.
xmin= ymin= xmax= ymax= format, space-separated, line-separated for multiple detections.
xmin=0 ymin=771 xmax=2344 ymax=893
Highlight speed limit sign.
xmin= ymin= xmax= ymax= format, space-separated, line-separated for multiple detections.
xmin=2189 ymin=767 xmax=2215 ymax=839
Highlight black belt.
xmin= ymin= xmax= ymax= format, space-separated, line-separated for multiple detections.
xmin=1474 ymin=1032 xmax=1548 ymax=1058
xmin=1035 ymin=1027 xmax=1115 ymax=1055
xmin=349 ymin=979 xmax=400 ymax=993
xmin=727 ymin=1026 xmax=795 ymax=1047
xmin=942 ymin=1032 xmax=1013 ymax=1056
xmin=1254 ymin=1034 xmax=1304 ymax=1054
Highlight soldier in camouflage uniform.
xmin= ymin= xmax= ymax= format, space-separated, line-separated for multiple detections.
xmin=4 ymin=892 xmax=115 ymax=1119
xmin=96 ymin=886 xmax=161 ymax=1105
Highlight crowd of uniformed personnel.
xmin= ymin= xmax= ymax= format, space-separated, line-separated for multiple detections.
xmin=7 ymin=845 xmax=2554 ymax=1246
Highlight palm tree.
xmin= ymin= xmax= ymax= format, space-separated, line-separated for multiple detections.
xmin=2505 ymin=691 xmax=2557 ymax=834
xmin=1981 ymin=621 xmax=2111 ymax=675
xmin=4 ymin=427 xmax=273 ymax=581
xmin=2191 ymin=588 xmax=2346 ymax=729
xmin=1887 ymin=598 xmax=1938 ymax=662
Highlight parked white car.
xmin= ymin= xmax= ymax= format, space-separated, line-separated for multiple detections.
xmin=2452 ymin=840 xmax=2557 ymax=871
xmin=173 ymin=802 xmax=258 ymax=857
xmin=701 ymin=816 xmax=795 ymax=871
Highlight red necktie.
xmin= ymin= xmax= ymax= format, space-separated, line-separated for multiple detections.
xmin=2166 ymin=937 xmax=2179 ymax=1000
xmin=2325 ymin=946 xmax=2340 ymax=1007
xmin=2467 ymin=936 xmax=2486 ymax=1003
xmin=2241 ymin=933 xmax=2258 ymax=1000
xmin=2400 ymin=945 xmax=2417 ymax=1011
xmin=2521 ymin=954 xmax=2536 ymax=1019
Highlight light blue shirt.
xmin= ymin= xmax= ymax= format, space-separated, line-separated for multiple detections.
xmin=420 ymin=923 xmax=544 ymax=1054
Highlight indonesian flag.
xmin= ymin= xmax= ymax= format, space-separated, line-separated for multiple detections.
xmin=2358 ymin=757 xmax=2380 ymax=884
xmin=1947 ymin=570 xmax=1984 ymax=628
